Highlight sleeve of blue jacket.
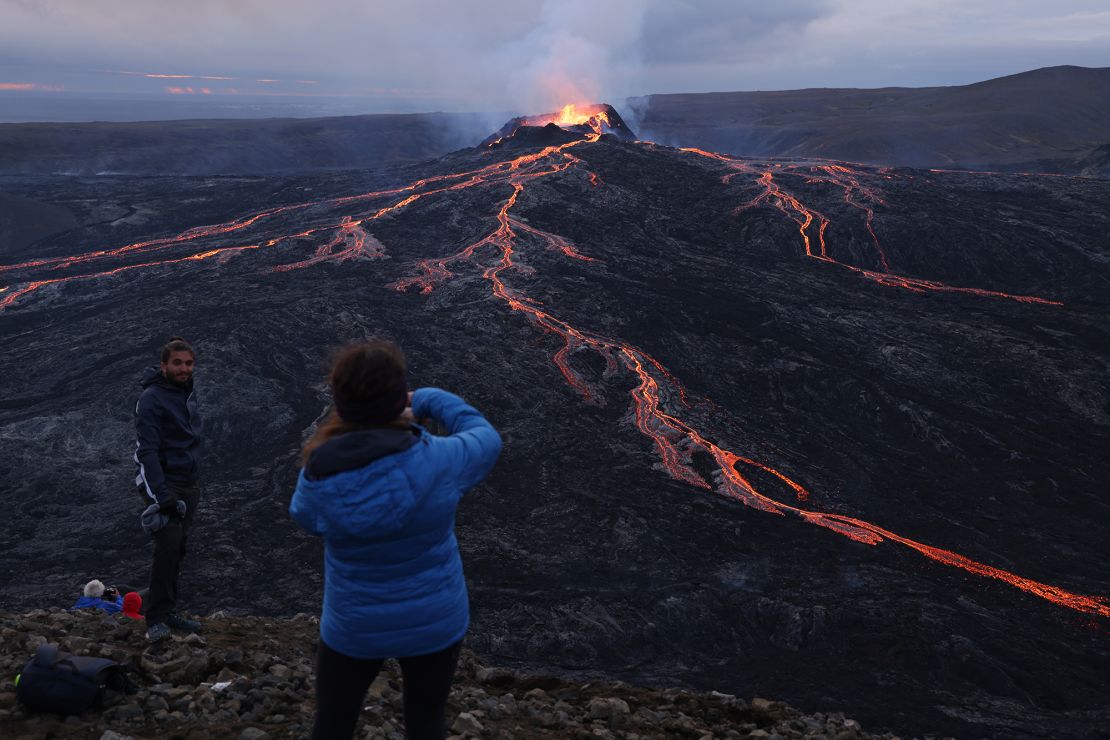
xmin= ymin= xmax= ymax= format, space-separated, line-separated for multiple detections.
xmin=135 ymin=393 xmax=168 ymax=502
xmin=289 ymin=477 xmax=323 ymax=536
xmin=413 ymin=387 xmax=502 ymax=490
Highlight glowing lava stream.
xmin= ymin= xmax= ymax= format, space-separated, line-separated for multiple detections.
xmin=0 ymin=132 xmax=1102 ymax=618
xmin=390 ymin=138 xmax=1107 ymax=619
xmin=679 ymin=148 xmax=1062 ymax=306
xmin=0 ymin=153 xmax=576 ymax=310
xmin=0 ymin=161 xmax=524 ymax=278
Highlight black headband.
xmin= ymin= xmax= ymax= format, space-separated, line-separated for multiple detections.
xmin=334 ymin=380 xmax=408 ymax=425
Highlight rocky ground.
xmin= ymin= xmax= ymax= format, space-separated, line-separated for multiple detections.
xmin=0 ymin=609 xmax=909 ymax=740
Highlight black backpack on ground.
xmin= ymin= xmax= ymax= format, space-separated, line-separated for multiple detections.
xmin=16 ymin=643 xmax=130 ymax=715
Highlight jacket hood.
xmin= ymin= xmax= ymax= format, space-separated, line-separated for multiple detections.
xmin=305 ymin=428 xmax=418 ymax=481
xmin=141 ymin=365 xmax=193 ymax=392
xmin=294 ymin=427 xmax=428 ymax=540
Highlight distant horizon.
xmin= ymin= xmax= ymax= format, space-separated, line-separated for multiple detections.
xmin=1 ymin=63 xmax=1105 ymax=125
xmin=5 ymin=0 xmax=1109 ymax=123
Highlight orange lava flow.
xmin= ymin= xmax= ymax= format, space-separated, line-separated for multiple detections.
xmin=0 ymin=164 xmax=518 ymax=278
xmin=272 ymin=216 xmax=383 ymax=273
xmin=388 ymin=138 xmax=596 ymax=295
xmin=736 ymin=169 xmax=831 ymax=259
xmin=0 ymin=161 xmax=535 ymax=308
xmin=528 ymin=104 xmax=613 ymax=137
xmin=681 ymin=148 xmax=1063 ymax=306
xmin=809 ymin=163 xmax=890 ymax=270
xmin=614 ymin=353 xmax=1109 ymax=617
xmin=3 ymin=131 xmax=1102 ymax=620
xmin=0 ymin=241 xmax=280 ymax=310
xmin=387 ymin=137 xmax=1106 ymax=620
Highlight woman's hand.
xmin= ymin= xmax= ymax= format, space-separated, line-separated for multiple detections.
xmin=403 ymin=389 xmax=433 ymax=427
xmin=397 ymin=391 xmax=418 ymax=425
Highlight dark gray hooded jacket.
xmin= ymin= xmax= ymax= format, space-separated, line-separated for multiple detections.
xmin=134 ymin=367 xmax=203 ymax=504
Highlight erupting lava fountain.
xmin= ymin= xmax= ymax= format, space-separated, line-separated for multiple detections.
xmin=481 ymin=103 xmax=636 ymax=148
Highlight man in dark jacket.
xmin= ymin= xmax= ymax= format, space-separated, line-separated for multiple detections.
xmin=134 ymin=337 xmax=204 ymax=642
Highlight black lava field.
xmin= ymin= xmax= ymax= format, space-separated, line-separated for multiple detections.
xmin=1 ymin=120 xmax=1108 ymax=738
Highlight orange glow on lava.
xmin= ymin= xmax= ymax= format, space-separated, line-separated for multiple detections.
xmin=388 ymin=138 xmax=1101 ymax=618
xmin=1 ymin=132 xmax=1102 ymax=621
xmin=681 ymin=148 xmax=1062 ymax=306
xmin=523 ymin=104 xmax=614 ymax=137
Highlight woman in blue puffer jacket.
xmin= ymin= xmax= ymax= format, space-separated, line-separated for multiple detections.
xmin=290 ymin=339 xmax=501 ymax=740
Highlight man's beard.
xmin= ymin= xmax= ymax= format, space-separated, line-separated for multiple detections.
xmin=168 ymin=372 xmax=192 ymax=387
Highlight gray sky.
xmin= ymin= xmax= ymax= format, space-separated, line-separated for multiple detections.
xmin=1 ymin=0 xmax=1108 ymax=120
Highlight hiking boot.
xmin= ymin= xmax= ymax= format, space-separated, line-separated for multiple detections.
xmin=147 ymin=622 xmax=171 ymax=642
xmin=165 ymin=613 xmax=201 ymax=633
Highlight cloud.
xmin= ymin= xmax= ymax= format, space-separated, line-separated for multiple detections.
xmin=633 ymin=0 xmax=1110 ymax=91
xmin=0 ymin=81 xmax=64 ymax=91
xmin=477 ymin=0 xmax=650 ymax=112
xmin=641 ymin=0 xmax=831 ymax=64
xmin=0 ymin=0 xmax=1107 ymax=113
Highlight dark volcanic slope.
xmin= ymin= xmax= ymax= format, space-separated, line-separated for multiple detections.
xmin=634 ymin=65 xmax=1110 ymax=173
xmin=1 ymin=131 xmax=1109 ymax=738
xmin=0 ymin=112 xmax=493 ymax=176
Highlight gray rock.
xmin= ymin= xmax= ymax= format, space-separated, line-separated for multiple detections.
xmin=523 ymin=687 xmax=549 ymax=703
xmin=588 ymin=696 xmax=631 ymax=728
xmin=216 ymin=666 xmax=240 ymax=682
xmin=751 ymin=697 xmax=790 ymax=723
xmin=268 ymin=663 xmax=292 ymax=679
xmin=451 ymin=711 xmax=485 ymax=735
xmin=238 ymin=729 xmax=271 ymax=740
xmin=476 ymin=667 xmax=514 ymax=687
xmin=248 ymin=652 xmax=272 ymax=670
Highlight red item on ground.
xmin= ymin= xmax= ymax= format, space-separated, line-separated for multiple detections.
xmin=122 ymin=591 xmax=144 ymax=620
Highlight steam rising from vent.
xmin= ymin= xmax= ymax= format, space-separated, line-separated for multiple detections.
xmin=482 ymin=0 xmax=647 ymax=115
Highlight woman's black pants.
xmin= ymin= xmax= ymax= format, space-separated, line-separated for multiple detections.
xmin=312 ymin=637 xmax=462 ymax=740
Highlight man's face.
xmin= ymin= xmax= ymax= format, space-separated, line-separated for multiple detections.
xmin=161 ymin=350 xmax=195 ymax=385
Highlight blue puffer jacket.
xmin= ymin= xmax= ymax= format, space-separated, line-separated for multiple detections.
xmin=289 ymin=388 xmax=502 ymax=659
xmin=71 ymin=596 xmax=123 ymax=614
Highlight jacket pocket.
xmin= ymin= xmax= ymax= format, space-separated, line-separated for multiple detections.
xmin=164 ymin=449 xmax=196 ymax=479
